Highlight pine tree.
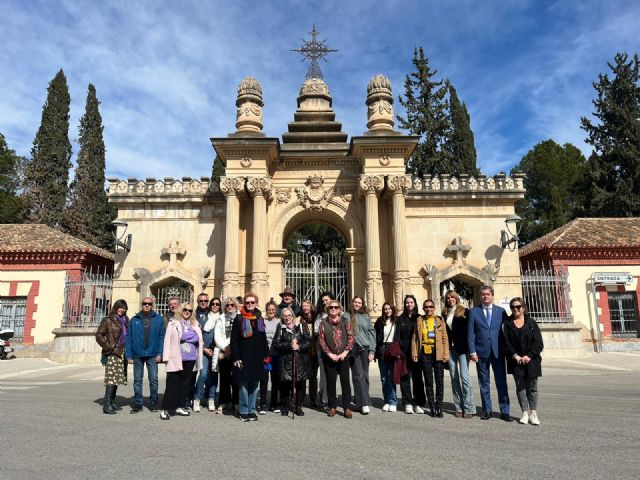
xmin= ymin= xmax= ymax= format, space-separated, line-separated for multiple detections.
xmin=23 ymin=69 xmax=72 ymax=227
xmin=0 ymin=133 xmax=25 ymax=223
xmin=397 ymin=47 xmax=451 ymax=176
xmin=211 ymin=154 xmax=225 ymax=181
xmin=63 ymin=84 xmax=115 ymax=248
xmin=581 ymin=52 xmax=640 ymax=216
xmin=446 ymin=84 xmax=480 ymax=176
xmin=511 ymin=140 xmax=586 ymax=243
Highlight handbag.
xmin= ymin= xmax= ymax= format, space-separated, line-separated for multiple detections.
xmin=379 ymin=324 xmax=395 ymax=360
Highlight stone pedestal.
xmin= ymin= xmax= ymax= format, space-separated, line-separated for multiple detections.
xmin=50 ymin=328 xmax=101 ymax=364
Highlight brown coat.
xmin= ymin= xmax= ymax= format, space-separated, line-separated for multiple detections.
xmin=411 ymin=315 xmax=449 ymax=362
xmin=95 ymin=314 xmax=127 ymax=358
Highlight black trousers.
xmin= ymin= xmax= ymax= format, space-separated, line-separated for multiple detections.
xmin=323 ymin=355 xmax=351 ymax=409
xmin=259 ymin=367 xmax=280 ymax=408
xmin=419 ymin=352 xmax=445 ymax=405
xmin=279 ymin=379 xmax=305 ymax=411
xmin=410 ymin=359 xmax=426 ymax=406
xmin=307 ymin=352 xmax=319 ymax=406
xmin=399 ymin=373 xmax=413 ymax=406
xmin=162 ymin=360 xmax=195 ymax=412
xmin=218 ymin=357 xmax=238 ymax=405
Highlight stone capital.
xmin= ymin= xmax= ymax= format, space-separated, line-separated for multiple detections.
xmin=246 ymin=176 xmax=273 ymax=200
xmin=385 ymin=174 xmax=412 ymax=198
xmin=359 ymin=175 xmax=384 ymax=196
xmin=220 ymin=176 xmax=246 ymax=198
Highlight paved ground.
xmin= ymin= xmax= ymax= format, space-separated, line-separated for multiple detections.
xmin=1 ymin=353 xmax=639 ymax=479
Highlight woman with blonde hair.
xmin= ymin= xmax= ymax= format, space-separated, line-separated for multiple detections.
xmin=442 ymin=290 xmax=475 ymax=418
xmin=159 ymin=302 xmax=203 ymax=420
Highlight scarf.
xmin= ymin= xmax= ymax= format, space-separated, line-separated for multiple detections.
xmin=203 ymin=312 xmax=220 ymax=333
xmin=240 ymin=307 xmax=264 ymax=338
xmin=117 ymin=314 xmax=127 ymax=347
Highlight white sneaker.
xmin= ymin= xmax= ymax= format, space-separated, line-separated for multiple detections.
xmin=389 ymin=405 xmax=397 ymax=412
xmin=519 ymin=410 xmax=529 ymax=424
xmin=530 ymin=410 xmax=540 ymax=426
xmin=193 ymin=403 xmax=201 ymax=413
xmin=362 ymin=406 xmax=370 ymax=414
xmin=405 ymin=405 xmax=414 ymax=414
xmin=175 ymin=407 xmax=190 ymax=416
xmin=208 ymin=403 xmax=216 ymax=412
xmin=159 ymin=410 xmax=170 ymax=420
xmin=415 ymin=405 xmax=425 ymax=414
xmin=382 ymin=404 xmax=390 ymax=412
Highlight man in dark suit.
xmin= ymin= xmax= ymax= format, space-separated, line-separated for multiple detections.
xmin=467 ymin=285 xmax=511 ymax=421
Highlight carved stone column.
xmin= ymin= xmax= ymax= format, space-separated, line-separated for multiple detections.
xmin=386 ymin=175 xmax=412 ymax=309
xmin=247 ymin=176 xmax=272 ymax=302
xmin=359 ymin=175 xmax=385 ymax=313
xmin=220 ymin=176 xmax=246 ymax=299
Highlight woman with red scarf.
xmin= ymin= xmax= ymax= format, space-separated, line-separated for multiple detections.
xmin=230 ymin=292 xmax=270 ymax=422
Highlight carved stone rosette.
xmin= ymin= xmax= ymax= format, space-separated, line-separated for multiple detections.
xmin=246 ymin=176 xmax=273 ymax=201
xmin=366 ymin=74 xmax=394 ymax=131
xmin=358 ymin=175 xmax=384 ymax=196
xmin=235 ymin=76 xmax=264 ymax=133
xmin=219 ymin=176 xmax=246 ymax=198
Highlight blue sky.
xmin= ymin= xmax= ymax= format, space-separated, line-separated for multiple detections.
xmin=1 ymin=0 xmax=638 ymax=179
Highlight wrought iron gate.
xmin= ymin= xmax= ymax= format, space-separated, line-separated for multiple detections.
xmin=62 ymin=269 xmax=113 ymax=328
xmin=152 ymin=280 xmax=194 ymax=318
xmin=284 ymin=252 xmax=349 ymax=307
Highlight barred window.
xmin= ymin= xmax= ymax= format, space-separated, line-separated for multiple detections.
xmin=0 ymin=297 xmax=26 ymax=343
xmin=608 ymin=293 xmax=639 ymax=337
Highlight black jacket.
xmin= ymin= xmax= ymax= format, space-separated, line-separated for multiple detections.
xmin=503 ymin=315 xmax=544 ymax=378
xmin=230 ymin=313 xmax=270 ymax=384
xmin=272 ymin=323 xmax=311 ymax=381
xmin=395 ymin=310 xmax=419 ymax=356
xmin=443 ymin=307 xmax=471 ymax=355
xmin=373 ymin=316 xmax=399 ymax=360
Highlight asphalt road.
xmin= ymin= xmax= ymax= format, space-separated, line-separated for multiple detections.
xmin=1 ymin=354 xmax=639 ymax=480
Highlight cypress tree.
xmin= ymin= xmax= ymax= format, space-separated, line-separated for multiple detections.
xmin=211 ymin=154 xmax=225 ymax=181
xmin=446 ymin=84 xmax=480 ymax=176
xmin=0 ymin=133 xmax=25 ymax=223
xmin=63 ymin=84 xmax=115 ymax=248
xmin=23 ymin=69 xmax=72 ymax=227
xmin=397 ymin=47 xmax=451 ymax=176
xmin=581 ymin=52 xmax=640 ymax=216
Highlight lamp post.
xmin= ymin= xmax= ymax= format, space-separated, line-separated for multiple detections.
xmin=110 ymin=219 xmax=132 ymax=252
xmin=500 ymin=214 xmax=522 ymax=252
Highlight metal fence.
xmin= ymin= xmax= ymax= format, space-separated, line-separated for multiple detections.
xmin=62 ymin=269 xmax=113 ymax=328
xmin=520 ymin=262 xmax=572 ymax=323
xmin=284 ymin=251 xmax=349 ymax=307
xmin=152 ymin=281 xmax=194 ymax=318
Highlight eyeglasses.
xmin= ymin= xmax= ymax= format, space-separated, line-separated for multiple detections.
xmin=198 ymin=299 xmax=208 ymax=303
xmin=329 ymin=305 xmax=340 ymax=310
xmin=424 ymin=305 xmax=435 ymax=309
xmin=245 ymin=300 xmax=256 ymax=305
xmin=511 ymin=304 xmax=523 ymax=310
xmin=211 ymin=302 xmax=221 ymax=306
xmin=142 ymin=302 xmax=153 ymax=306
xmin=183 ymin=309 xmax=193 ymax=313
xmin=225 ymin=303 xmax=235 ymax=307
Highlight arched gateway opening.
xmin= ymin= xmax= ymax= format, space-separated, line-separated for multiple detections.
xmin=283 ymin=223 xmax=350 ymax=307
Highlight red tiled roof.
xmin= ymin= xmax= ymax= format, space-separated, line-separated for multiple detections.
xmin=0 ymin=224 xmax=114 ymax=260
xmin=519 ymin=217 xmax=640 ymax=257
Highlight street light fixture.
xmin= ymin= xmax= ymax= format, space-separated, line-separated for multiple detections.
xmin=110 ymin=219 xmax=132 ymax=252
xmin=500 ymin=214 xmax=522 ymax=252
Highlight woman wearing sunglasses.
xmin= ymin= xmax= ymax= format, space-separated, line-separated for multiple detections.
xmin=217 ymin=297 xmax=239 ymax=413
xmin=503 ymin=297 xmax=544 ymax=426
xmin=159 ymin=303 xmax=203 ymax=420
xmin=411 ymin=299 xmax=449 ymax=418
xmin=193 ymin=298 xmax=224 ymax=412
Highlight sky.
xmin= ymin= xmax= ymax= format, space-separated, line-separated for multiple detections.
xmin=1 ymin=0 xmax=638 ymax=180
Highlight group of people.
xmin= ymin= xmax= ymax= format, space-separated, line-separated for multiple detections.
xmin=95 ymin=285 xmax=544 ymax=425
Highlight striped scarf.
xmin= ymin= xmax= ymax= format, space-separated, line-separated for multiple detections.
xmin=240 ymin=307 xmax=264 ymax=338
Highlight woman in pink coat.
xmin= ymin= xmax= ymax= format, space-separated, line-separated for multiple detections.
xmin=160 ymin=303 xmax=203 ymax=420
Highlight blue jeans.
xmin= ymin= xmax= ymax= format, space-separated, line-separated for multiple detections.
xmin=448 ymin=348 xmax=475 ymax=414
xmin=378 ymin=359 xmax=398 ymax=406
xmin=133 ymin=356 xmax=158 ymax=406
xmin=194 ymin=355 xmax=218 ymax=403
xmin=238 ymin=381 xmax=259 ymax=415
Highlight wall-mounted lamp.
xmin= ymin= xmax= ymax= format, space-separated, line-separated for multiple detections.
xmin=110 ymin=219 xmax=132 ymax=252
xmin=500 ymin=214 xmax=522 ymax=252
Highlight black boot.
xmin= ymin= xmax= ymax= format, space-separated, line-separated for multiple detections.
xmin=428 ymin=402 xmax=435 ymax=417
xmin=110 ymin=386 xmax=122 ymax=410
xmin=103 ymin=386 xmax=116 ymax=414
xmin=435 ymin=403 xmax=443 ymax=418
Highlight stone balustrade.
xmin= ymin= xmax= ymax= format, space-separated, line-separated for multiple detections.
xmin=410 ymin=172 xmax=525 ymax=192
xmin=107 ymin=177 xmax=221 ymax=196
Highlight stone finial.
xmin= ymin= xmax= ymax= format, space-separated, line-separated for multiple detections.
xmin=235 ymin=76 xmax=264 ymax=133
xmin=366 ymin=74 xmax=394 ymax=131
xmin=297 ymin=77 xmax=332 ymax=110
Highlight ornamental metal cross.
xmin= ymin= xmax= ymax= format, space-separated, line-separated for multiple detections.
xmin=291 ymin=24 xmax=337 ymax=80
